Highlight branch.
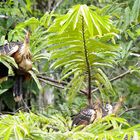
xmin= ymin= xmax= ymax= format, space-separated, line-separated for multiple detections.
xmin=38 ymin=75 xmax=67 ymax=86
xmin=119 ymin=106 xmax=140 ymax=116
xmin=91 ymin=70 xmax=131 ymax=93
xmin=130 ymin=53 xmax=140 ymax=57
xmin=109 ymin=70 xmax=131 ymax=82
xmin=39 ymin=78 xmax=65 ymax=89
xmin=0 ymin=15 xmax=8 ymax=19
xmin=51 ymin=0 xmax=64 ymax=12
xmin=37 ymin=70 xmax=131 ymax=96
xmin=37 ymin=76 xmax=88 ymax=95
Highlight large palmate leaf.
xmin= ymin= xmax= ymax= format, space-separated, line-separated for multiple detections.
xmin=0 ymin=112 xmax=139 ymax=140
xmin=47 ymin=4 xmax=119 ymax=100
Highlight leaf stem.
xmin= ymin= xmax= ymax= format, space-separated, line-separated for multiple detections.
xmin=81 ymin=16 xmax=92 ymax=106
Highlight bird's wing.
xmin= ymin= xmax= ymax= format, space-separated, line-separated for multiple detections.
xmin=72 ymin=108 xmax=96 ymax=127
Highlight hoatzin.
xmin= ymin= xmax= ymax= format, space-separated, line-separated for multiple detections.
xmin=0 ymin=32 xmax=32 ymax=102
xmin=72 ymin=97 xmax=124 ymax=127
xmin=72 ymin=99 xmax=102 ymax=127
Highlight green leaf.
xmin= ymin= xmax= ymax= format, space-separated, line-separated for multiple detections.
xmin=80 ymin=5 xmax=94 ymax=36
xmin=4 ymin=127 xmax=12 ymax=140
xmin=28 ymin=70 xmax=42 ymax=90
xmin=47 ymin=4 xmax=118 ymax=99
xmin=0 ymin=89 xmax=9 ymax=95
xmin=25 ymin=0 xmax=32 ymax=13
xmin=131 ymin=0 xmax=140 ymax=21
xmin=15 ymin=17 xmax=40 ymax=32
xmin=0 ymin=55 xmax=18 ymax=69
xmin=95 ymin=68 xmax=115 ymax=95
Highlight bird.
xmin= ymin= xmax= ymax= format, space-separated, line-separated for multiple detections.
xmin=102 ymin=97 xmax=125 ymax=117
xmin=12 ymin=32 xmax=32 ymax=71
xmin=102 ymin=103 xmax=113 ymax=117
xmin=71 ymin=99 xmax=103 ymax=127
xmin=72 ymin=106 xmax=96 ymax=127
xmin=71 ymin=97 xmax=124 ymax=128
xmin=0 ymin=32 xmax=32 ymax=102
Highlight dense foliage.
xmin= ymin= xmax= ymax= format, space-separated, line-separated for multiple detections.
xmin=0 ymin=0 xmax=140 ymax=139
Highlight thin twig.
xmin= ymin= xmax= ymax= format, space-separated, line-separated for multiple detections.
xmin=109 ymin=70 xmax=130 ymax=82
xmin=38 ymin=75 xmax=67 ymax=86
xmin=0 ymin=112 xmax=15 ymax=115
xmin=91 ymin=70 xmax=131 ymax=93
xmin=130 ymin=53 xmax=140 ymax=57
xmin=52 ymin=0 xmax=64 ymax=12
xmin=39 ymin=78 xmax=65 ymax=89
xmin=14 ymin=106 xmax=25 ymax=113
xmin=0 ymin=15 xmax=8 ymax=19
xmin=119 ymin=106 xmax=140 ymax=116
xmin=38 ymin=77 xmax=88 ymax=95
xmin=21 ymin=99 xmax=31 ymax=112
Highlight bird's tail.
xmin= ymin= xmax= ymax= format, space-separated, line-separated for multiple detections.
xmin=13 ymin=75 xmax=23 ymax=102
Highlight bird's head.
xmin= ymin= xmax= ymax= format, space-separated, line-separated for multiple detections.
xmin=25 ymin=31 xmax=30 ymax=44
xmin=105 ymin=103 xmax=113 ymax=114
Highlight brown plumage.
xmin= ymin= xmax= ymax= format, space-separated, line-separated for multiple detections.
xmin=71 ymin=97 xmax=124 ymax=128
xmin=12 ymin=32 xmax=32 ymax=71
xmin=72 ymin=106 xmax=96 ymax=127
xmin=0 ymin=32 xmax=32 ymax=102
xmin=72 ymin=99 xmax=104 ymax=127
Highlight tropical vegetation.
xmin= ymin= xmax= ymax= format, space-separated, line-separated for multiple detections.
xmin=0 ymin=0 xmax=140 ymax=139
